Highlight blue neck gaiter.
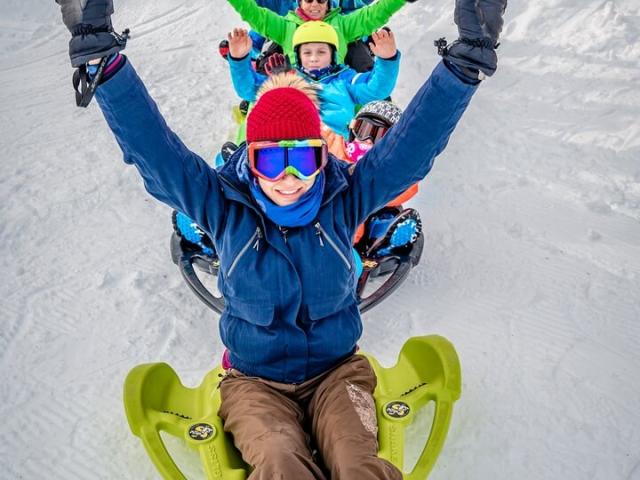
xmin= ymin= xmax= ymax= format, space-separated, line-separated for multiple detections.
xmin=249 ymin=172 xmax=325 ymax=228
xmin=300 ymin=64 xmax=340 ymax=81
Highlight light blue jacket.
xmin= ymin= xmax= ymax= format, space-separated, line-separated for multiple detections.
xmin=95 ymin=59 xmax=477 ymax=383
xmin=229 ymin=53 xmax=400 ymax=137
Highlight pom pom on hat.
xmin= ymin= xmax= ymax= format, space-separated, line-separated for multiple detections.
xmin=246 ymin=72 xmax=322 ymax=142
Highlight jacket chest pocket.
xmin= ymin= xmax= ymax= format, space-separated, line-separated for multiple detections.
xmin=222 ymin=226 xmax=262 ymax=278
xmin=297 ymin=222 xmax=356 ymax=303
xmin=313 ymin=222 xmax=353 ymax=272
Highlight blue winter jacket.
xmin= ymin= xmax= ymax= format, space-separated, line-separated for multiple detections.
xmin=94 ymin=59 xmax=477 ymax=383
xmin=229 ymin=53 xmax=400 ymax=137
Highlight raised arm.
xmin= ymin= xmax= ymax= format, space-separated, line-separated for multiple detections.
xmin=346 ymin=29 xmax=400 ymax=104
xmin=345 ymin=61 xmax=477 ymax=226
xmin=227 ymin=28 xmax=267 ymax=101
xmin=226 ymin=0 xmax=290 ymax=46
xmin=94 ymin=61 xmax=227 ymax=238
xmin=337 ymin=0 xmax=376 ymax=14
xmin=344 ymin=0 xmax=506 ymax=227
xmin=338 ymin=0 xmax=408 ymax=44
xmin=55 ymin=0 xmax=227 ymax=238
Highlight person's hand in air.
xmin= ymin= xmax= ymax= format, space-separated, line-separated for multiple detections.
xmin=55 ymin=0 xmax=128 ymax=67
xmin=439 ymin=0 xmax=508 ymax=79
xmin=264 ymin=53 xmax=293 ymax=76
xmin=369 ymin=28 xmax=397 ymax=60
xmin=228 ymin=27 xmax=253 ymax=59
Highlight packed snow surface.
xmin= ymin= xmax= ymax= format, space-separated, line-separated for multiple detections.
xmin=1 ymin=0 xmax=639 ymax=478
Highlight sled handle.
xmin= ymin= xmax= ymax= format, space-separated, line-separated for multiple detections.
xmin=139 ymin=425 xmax=187 ymax=480
xmin=358 ymin=261 xmax=411 ymax=313
xmin=358 ymin=234 xmax=424 ymax=314
xmin=178 ymin=251 xmax=225 ymax=315
xmin=377 ymin=390 xmax=455 ymax=480
xmin=406 ymin=396 xmax=455 ymax=480
xmin=372 ymin=335 xmax=461 ymax=478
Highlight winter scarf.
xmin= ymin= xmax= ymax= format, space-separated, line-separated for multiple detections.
xmin=299 ymin=64 xmax=341 ymax=81
xmin=295 ymin=6 xmax=330 ymax=21
xmin=250 ymin=172 xmax=325 ymax=227
xmin=237 ymin=149 xmax=325 ymax=227
xmin=295 ymin=7 xmax=315 ymax=20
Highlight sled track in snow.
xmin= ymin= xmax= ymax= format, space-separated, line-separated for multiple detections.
xmin=129 ymin=4 xmax=208 ymax=39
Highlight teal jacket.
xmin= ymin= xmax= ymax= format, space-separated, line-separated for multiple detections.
xmin=229 ymin=53 xmax=400 ymax=137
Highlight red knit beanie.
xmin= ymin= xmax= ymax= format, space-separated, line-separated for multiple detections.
xmin=247 ymin=85 xmax=321 ymax=142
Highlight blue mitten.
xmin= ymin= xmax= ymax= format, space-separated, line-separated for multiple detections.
xmin=438 ymin=0 xmax=507 ymax=78
xmin=55 ymin=0 xmax=128 ymax=67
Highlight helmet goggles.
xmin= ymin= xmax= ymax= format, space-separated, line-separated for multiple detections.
xmin=348 ymin=117 xmax=390 ymax=143
xmin=248 ymin=139 xmax=328 ymax=181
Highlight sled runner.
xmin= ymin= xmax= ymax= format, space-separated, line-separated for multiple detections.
xmin=355 ymin=207 xmax=424 ymax=312
xmin=170 ymin=209 xmax=424 ymax=315
xmin=170 ymin=231 xmax=223 ymax=314
xmin=124 ymin=335 xmax=461 ymax=479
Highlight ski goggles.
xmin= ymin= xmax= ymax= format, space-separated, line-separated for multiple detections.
xmin=248 ymin=139 xmax=328 ymax=181
xmin=348 ymin=117 xmax=390 ymax=143
xmin=302 ymin=0 xmax=329 ymax=4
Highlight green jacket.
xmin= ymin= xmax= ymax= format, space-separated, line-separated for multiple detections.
xmin=226 ymin=0 xmax=407 ymax=64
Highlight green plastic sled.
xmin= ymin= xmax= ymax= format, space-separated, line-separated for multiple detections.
xmin=124 ymin=335 xmax=461 ymax=479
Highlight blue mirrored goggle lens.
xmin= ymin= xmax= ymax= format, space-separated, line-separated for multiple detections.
xmin=288 ymin=147 xmax=321 ymax=177
xmin=254 ymin=147 xmax=287 ymax=179
xmin=254 ymin=146 xmax=322 ymax=179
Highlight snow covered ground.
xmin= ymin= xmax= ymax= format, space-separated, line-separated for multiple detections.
xmin=1 ymin=0 xmax=639 ymax=478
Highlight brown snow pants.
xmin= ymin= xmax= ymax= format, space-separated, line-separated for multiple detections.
xmin=218 ymin=354 xmax=403 ymax=480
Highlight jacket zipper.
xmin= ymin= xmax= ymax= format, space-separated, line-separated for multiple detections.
xmin=279 ymin=226 xmax=289 ymax=244
xmin=228 ymin=226 xmax=261 ymax=277
xmin=314 ymin=222 xmax=352 ymax=271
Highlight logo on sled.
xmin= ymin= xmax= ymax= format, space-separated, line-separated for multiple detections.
xmin=384 ymin=401 xmax=410 ymax=418
xmin=362 ymin=259 xmax=379 ymax=269
xmin=188 ymin=423 xmax=216 ymax=441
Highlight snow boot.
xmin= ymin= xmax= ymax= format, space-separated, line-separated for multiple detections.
xmin=172 ymin=211 xmax=215 ymax=256
xmin=366 ymin=208 xmax=422 ymax=258
xmin=220 ymin=141 xmax=239 ymax=163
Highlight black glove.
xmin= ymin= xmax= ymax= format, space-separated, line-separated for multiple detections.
xmin=437 ymin=0 xmax=507 ymax=78
xmin=55 ymin=0 xmax=128 ymax=67
xmin=263 ymin=53 xmax=293 ymax=76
